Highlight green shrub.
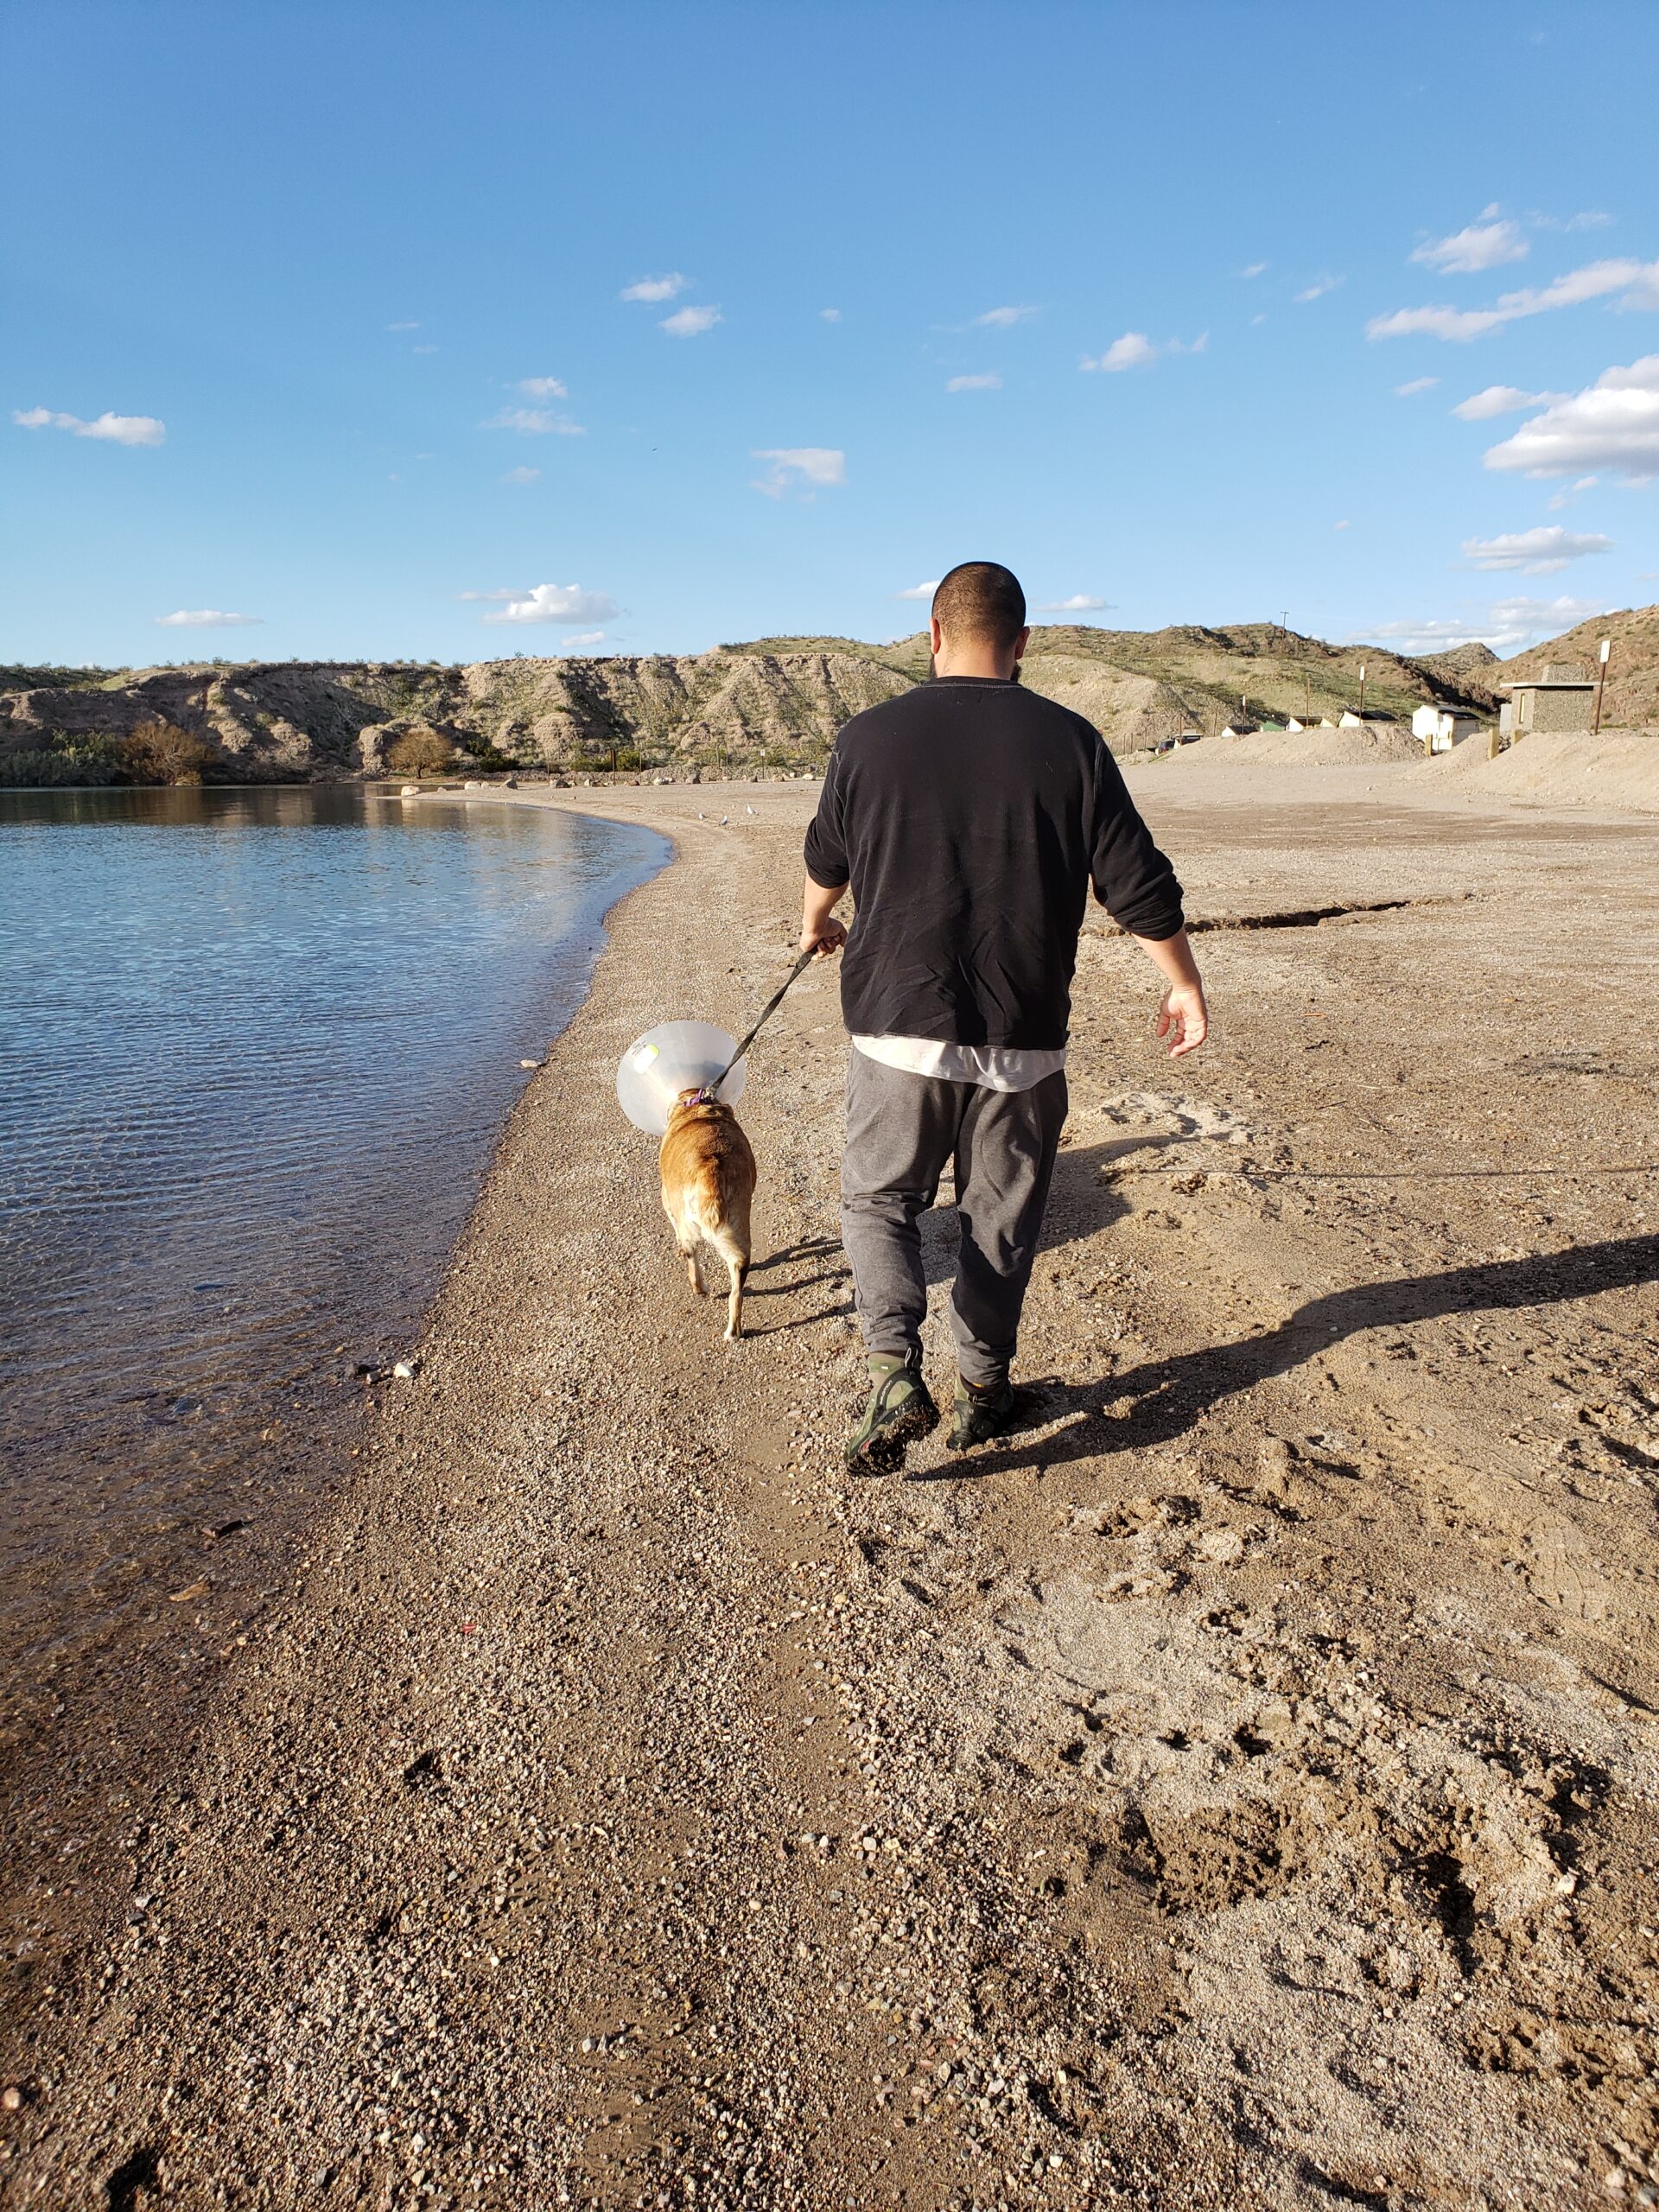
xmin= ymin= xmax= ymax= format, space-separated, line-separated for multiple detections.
xmin=3 ymin=736 xmax=127 ymax=787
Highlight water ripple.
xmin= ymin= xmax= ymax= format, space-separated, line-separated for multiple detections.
xmin=0 ymin=785 xmax=666 ymax=1630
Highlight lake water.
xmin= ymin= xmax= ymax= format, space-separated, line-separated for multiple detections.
xmin=0 ymin=786 xmax=667 ymax=1681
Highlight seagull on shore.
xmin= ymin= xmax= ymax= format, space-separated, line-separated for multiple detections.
xmin=746 ymin=804 xmax=756 ymax=815
xmin=720 ymin=815 xmax=730 ymax=826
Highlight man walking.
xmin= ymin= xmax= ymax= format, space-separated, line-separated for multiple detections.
xmin=801 ymin=561 xmax=1207 ymax=1471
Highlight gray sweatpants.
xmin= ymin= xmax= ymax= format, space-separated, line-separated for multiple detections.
xmin=840 ymin=1050 xmax=1069 ymax=1388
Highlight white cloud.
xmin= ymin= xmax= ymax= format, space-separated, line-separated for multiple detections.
xmin=1294 ymin=275 xmax=1344 ymax=302
xmin=1452 ymin=384 xmax=1562 ymax=420
xmin=561 ymin=630 xmax=607 ymax=649
xmin=1411 ymin=218 xmax=1529 ymax=275
xmin=1534 ymin=209 xmax=1614 ymax=233
xmin=1473 ymin=594 xmax=1612 ymax=650
xmin=411 ymin=344 xmax=439 ymax=355
xmin=1081 ymin=330 xmax=1205 ymax=372
xmin=751 ymin=446 xmax=845 ymax=497
xmin=976 ymin=305 xmax=1037 ymax=327
xmin=1395 ymin=376 xmax=1440 ymax=396
xmin=1084 ymin=332 xmax=1157 ymax=372
xmin=480 ymin=407 xmax=585 ymax=435
xmin=387 ymin=320 xmax=420 ymax=331
xmin=517 ymin=376 xmax=568 ymax=398
xmin=155 ymin=608 xmax=262 ymax=628
xmin=1334 ymin=518 xmax=1351 ymax=531
xmin=1461 ymin=525 xmax=1612 ymax=573
xmin=1360 ymin=594 xmax=1610 ymax=656
xmin=1367 ymin=256 xmax=1659 ymax=341
xmin=621 ymin=273 xmax=686 ymax=302
xmin=1548 ymin=474 xmax=1599 ymax=509
xmin=660 ymin=304 xmax=721 ymax=337
xmin=945 ymin=372 xmax=1001 ymax=392
xmin=14 ymin=405 xmax=164 ymax=447
xmin=893 ymin=579 xmax=941 ymax=601
xmin=1483 ymin=354 xmax=1659 ymax=479
xmin=820 ymin=308 xmax=841 ymax=321
xmin=1036 ymin=594 xmax=1113 ymax=613
xmin=474 ymin=583 xmax=620 ymax=626
xmin=1241 ymin=261 xmax=1268 ymax=279
xmin=499 ymin=465 xmax=541 ymax=484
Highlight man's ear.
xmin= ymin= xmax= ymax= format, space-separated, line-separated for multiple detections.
xmin=1014 ymin=626 xmax=1031 ymax=662
xmin=929 ymin=615 xmax=944 ymax=654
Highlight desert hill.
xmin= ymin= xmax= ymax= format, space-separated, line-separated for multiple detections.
xmin=1496 ymin=603 xmax=1659 ymax=732
xmin=2 ymin=608 xmax=1649 ymax=786
xmin=0 ymin=650 xmax=911 ymax=787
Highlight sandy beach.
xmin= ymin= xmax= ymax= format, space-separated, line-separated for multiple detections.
xmin=3 ymin=760 xmax=1658 ymax=2210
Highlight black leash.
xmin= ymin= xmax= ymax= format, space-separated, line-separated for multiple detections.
xmin=698 ymin=945 xmax=819 ymax=1101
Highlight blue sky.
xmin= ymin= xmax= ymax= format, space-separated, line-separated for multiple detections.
xmin=6 ymin=0 xmax=1658 ymax=668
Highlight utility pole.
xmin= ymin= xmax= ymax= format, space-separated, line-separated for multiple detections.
xmin=1593 ymin=636 xmax=1611 ymax=733
xmin=1304 ymin=673 xmax=1311 ymax=721
xmin=1358 ymin=661 xmax=1367 ymax=715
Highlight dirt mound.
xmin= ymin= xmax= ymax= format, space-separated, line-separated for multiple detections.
xmin=1166 ymin=722 xmax=1419 ymax=768
xmin=1411 ymin=726 xmax=1659 ymax=812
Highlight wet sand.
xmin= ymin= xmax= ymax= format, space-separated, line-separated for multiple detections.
xmin=3 ymin=763 xmax=1657 ymax=2209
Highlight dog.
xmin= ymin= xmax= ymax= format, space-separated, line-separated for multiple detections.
xmin=658 ymin=1087 xmax=757 ymax=1341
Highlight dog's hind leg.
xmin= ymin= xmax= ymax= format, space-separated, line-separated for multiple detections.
xmin=681 ymin=1240 xmax=708 ymax=1297
xmin=710 ymin=1228 xmax=750 ymax=1342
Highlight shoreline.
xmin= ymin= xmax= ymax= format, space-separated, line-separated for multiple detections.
xmin=4 ymin=775 xmax=1657 ymax=2207
xmin=0 ymin=791 xmax=675 ymax=2129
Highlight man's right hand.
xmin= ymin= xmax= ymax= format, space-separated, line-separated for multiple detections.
xmin=1156 ymin=982 xmax=1209 ymax=1058
xmin=802 ymin=916 xmax=848 ymax=960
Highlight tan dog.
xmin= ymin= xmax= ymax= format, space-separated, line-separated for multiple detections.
xmin=658 ymin=1087 xmax=757 ymax=1341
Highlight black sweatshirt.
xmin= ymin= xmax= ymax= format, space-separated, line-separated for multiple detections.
xmin=803 ymin=674 xmax=1184 ymax=1050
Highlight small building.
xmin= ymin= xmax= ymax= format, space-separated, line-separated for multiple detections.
xmin=1499 ymin=660 xmax=1595 ymax=736
xmin=1338 ymin=707 xmax=1393 ymax=729
xmin=1219 ymin=719 xmax=1258 ymax=739
xmin=1411 ymin=703 xmax=1482 ymax=752
xmin=1287 ymin=714 xmax=1336 ymax=733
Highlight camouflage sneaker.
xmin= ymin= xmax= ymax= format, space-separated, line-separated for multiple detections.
xmin=845 ymin=1357 xmax=939 ymax=1475
xmin=948 ymin=1373 xmax=1020 ymax=1452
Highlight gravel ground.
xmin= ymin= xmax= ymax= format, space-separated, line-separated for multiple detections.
xmin=3 ymin=764 xmax=1657 ymax=2210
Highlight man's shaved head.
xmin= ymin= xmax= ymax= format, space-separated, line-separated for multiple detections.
xmin=931 ymin=561 xmax=1027 ymax=652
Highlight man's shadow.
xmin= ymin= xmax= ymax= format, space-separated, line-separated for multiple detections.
xmin=928 ymin=1233 xmax=1659 ymax=1479
xmin=741 ymin=1135 xmax=1193 ymax=1334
